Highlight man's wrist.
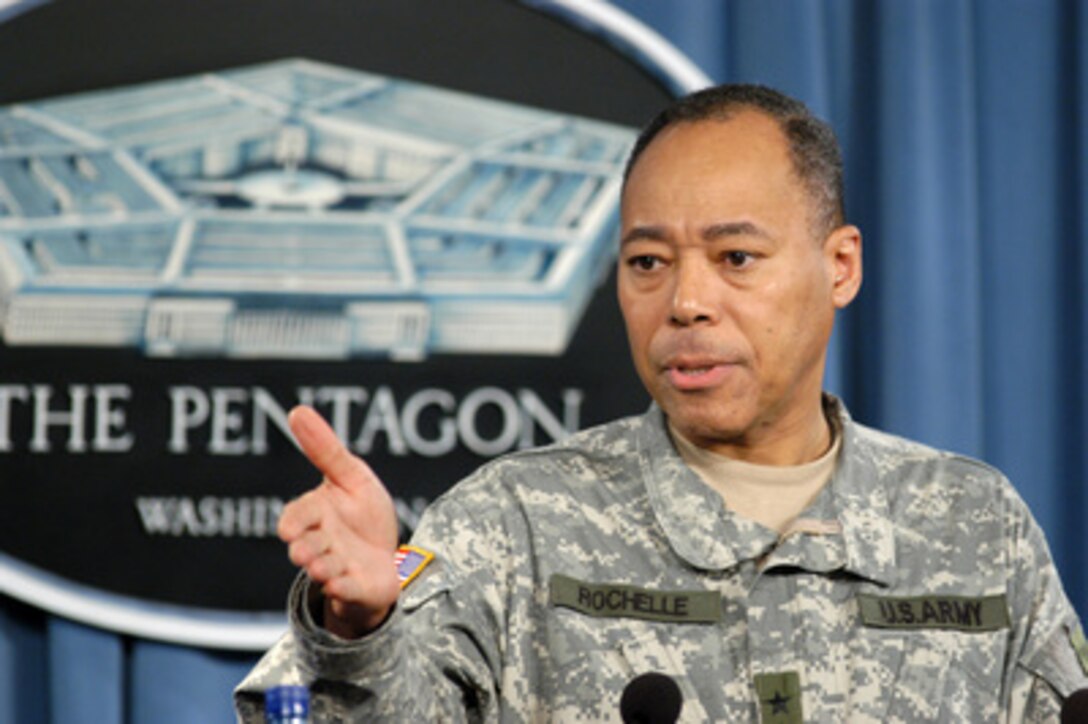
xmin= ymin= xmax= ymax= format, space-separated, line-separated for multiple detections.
xmin=323 ymin=598 xmax=394 ymax=640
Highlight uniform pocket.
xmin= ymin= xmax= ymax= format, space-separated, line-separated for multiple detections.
xmin=853 ymin=626 xmax=1005 ymax=722
xmin=548 ymin=612 xmax=715 ymax=722
xmin=880 ymin=633 xmax=951 ymax=722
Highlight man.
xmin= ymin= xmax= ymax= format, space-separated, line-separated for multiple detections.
xmin=236 ymin=85 xmax=1088 ymax=721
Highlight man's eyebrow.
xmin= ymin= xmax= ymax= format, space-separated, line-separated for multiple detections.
xmin=620 ymin=225 xmax=668 ymax=246
xmin=703 ymin=220 xmax=771 ymax=240
xmin=620 ymin=221 xmax=772 ymax=246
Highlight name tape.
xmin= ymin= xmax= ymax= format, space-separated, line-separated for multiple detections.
xmin=549 ymin=574 xmax=720 ymax=623
xmin=857 ymin=593 xmax=1009 ymax=632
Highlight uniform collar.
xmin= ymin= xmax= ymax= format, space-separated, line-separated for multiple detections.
xmin=637 ymin=405 xmax=777 ymax=572
xmin=819 ymin=398 xmax=897 ymax=586
xmin=636 ymin=397 xmax=897 ymax=587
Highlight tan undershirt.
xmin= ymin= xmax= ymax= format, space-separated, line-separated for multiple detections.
xmin=670 ymin=422 xmax=842 ymax=536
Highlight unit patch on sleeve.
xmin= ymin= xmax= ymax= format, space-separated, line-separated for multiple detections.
xmin=394 ymin=545 xmax=435 ymax=589
xmin=1070 ymin=624 xmax=1088 ymax=675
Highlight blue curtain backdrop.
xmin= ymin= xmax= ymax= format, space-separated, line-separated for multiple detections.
xmin=2 ymin=1 xmax=1086 ymax=720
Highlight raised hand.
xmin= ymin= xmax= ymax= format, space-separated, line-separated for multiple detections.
xmin=277 ymin=405 xmax=401 ymax=639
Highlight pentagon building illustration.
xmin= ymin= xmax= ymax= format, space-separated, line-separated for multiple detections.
xmin=0 ymin=59 xmax=634 ymax=360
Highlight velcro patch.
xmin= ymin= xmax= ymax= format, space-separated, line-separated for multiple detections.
xmin=394 ymin=545 xmax=434 ymax=589
xmin=857 ymin=593 xmax=1009 ymax=632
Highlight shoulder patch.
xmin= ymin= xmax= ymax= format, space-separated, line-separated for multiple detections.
xmin=394 ymin=545 xmax=434 ymax=589
xmin=1070 ymin=624 xmax=1088 ymax=676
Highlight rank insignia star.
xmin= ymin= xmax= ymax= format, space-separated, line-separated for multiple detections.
xmin=754 ymin=671 xmax=801 ymax=722
xmin=766 ymin=690 xmax=791 ymax=715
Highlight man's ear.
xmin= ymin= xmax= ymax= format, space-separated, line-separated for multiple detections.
xmin=825 ymin=224 xmax=862 ymax=308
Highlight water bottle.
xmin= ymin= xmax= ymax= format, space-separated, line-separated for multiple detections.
xmin=265 ymin=684 xmax=309 ymax=724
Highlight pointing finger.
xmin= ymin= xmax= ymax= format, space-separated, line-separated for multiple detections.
xmin=288 ymin=405 xmax=375 ymax=493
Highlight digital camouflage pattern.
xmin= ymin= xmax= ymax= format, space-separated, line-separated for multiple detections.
xmin=235 ymin=398 xmax=1088 ymax=722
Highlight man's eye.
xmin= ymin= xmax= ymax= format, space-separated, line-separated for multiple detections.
xmin=724 ymin=251 xmax=754 ymax=268
xmin=628 ymin=255 xmax=661 ymax=271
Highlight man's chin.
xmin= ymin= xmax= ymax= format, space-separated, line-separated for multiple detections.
xmin=662 ymin=408 xmax=754 ymax=448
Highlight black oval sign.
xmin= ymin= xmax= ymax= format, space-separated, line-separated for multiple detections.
xmin=0 ymin=0 xmax=705 ymax=648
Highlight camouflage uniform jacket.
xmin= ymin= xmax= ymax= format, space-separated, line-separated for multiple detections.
xmin=235 ymin=399 xmax=1088 ymax=722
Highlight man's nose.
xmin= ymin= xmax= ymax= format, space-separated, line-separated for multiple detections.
xmin=669 ymin=259 xmax=719 ymax=326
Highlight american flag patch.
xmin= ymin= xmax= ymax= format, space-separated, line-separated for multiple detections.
xmin=394 ymin=545 xmax=434 ymax=589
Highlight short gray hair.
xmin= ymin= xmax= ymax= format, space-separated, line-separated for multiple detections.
xmin=623 ymin=84 xmax=845 ymax=237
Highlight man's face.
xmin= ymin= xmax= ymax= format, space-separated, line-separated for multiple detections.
xmin=618 ymin=112 xmax=860 ymax=462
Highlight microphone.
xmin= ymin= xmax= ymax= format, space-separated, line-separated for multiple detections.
xmin=620 ymin=672 xmax=682 ymax=724
xmin=1062 ymin=689 xmax=1088 ymax=723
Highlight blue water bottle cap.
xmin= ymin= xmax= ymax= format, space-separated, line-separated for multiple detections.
xmin=265 ymin=684 xmax=309 ymax=720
